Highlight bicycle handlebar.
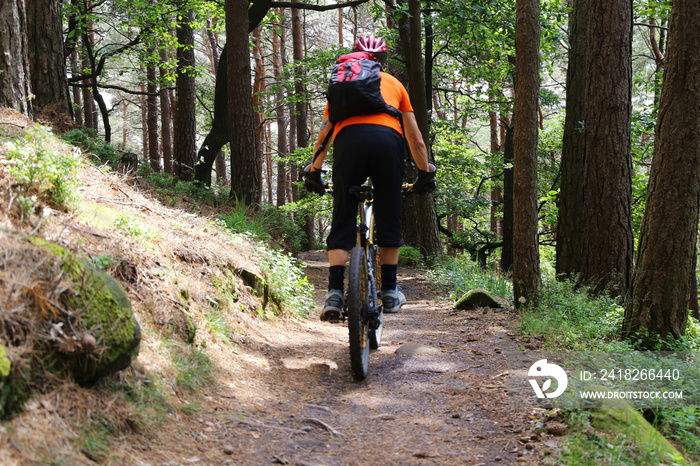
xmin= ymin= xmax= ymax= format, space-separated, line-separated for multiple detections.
xmin=324 ymin=183 xmax=414 ymax=198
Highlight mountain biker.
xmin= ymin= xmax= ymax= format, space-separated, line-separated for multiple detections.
xmin=303 ymin=35 xmax=437 ymax=321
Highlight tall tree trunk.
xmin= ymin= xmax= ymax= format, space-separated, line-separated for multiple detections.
xmin=159 ymin=47 xmax=173 ymax=175
xmin=512 ymin=0 xmax=542 ymax=307
xmin=398 ymin=0 xmax=442 ymax=257
xmin=141 ymin=80 xmax=148 ymax=159
xmin=226 ymin=0 xmax=260 ymax=205
xmin=273 ymin=11 xmax=288 ymax=207
xmin=291 ymin=1 xmax=314 ymax=247
xmin=147 ymin=52 xmax=160 ymax=172
xmin=501 ymin=118 xmax=514 ymax=273
xmin=252 ymin=26 xmax=266 ymax=199
xmin=70 ymin=50 xmax=82 ymax=125
xmin=623 ymin=0 xmax=700 ymax=345
xmin=556 ymin=0 xmax=588 ymax=280
xmin=120 ymin=98 xmax=128 ymax=150
xmin=25 ymin=0 xmax=68 ymax=113
xmin=0 ymin=0 xmax=31 ymax=116
xmin=82 ymin=42 xmax=96 ymax=130
xmin=174 ymin=9 xmax=197 ymax=181
xmin=489 ymin=93 xmax=503 ymax=239
xmin=580 ymin=0 xmax=633 ymax=297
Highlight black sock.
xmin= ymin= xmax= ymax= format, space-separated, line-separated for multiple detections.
xmin=381 ymin=264 xmax=398 ymax=291
xmin=328 ymin=265 xmax=345 ymax=291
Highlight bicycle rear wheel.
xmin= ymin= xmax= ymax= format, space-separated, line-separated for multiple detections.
xmin=347 ymin=246 xmax=370 ymax=380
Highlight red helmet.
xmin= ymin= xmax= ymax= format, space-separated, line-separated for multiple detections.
xmin=353 ymin=35 xmax=388 ymax=53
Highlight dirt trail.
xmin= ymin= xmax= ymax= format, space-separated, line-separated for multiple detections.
xmin=142 ymin=251 xmax=558 ymax=466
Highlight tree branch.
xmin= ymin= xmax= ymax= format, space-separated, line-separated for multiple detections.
xmin=268 ymin=0 xmax=371 ymax=11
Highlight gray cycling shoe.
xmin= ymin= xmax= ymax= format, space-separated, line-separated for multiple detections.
xmin=320 ymin=289 xmax=344 ymax=322
xmin=381 ymin=288 xmax=406 ymax=314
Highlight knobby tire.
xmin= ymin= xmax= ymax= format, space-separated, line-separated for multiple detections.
xmin=347 ymin=246 xmax=370 ymax=380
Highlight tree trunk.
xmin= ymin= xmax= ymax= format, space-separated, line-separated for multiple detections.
xmin=501 ymin=118 xmax=514 ymax=273
xmin=0 ymin=0 xmax=31 ymax=116
xmin=147 ymin=52 xmax=160 ymax=172
xmin=580 ymin=0 xmax=633 ymax=297
xmin=623 ymin=0 xmax=700 ymax=345
xmin=141 ymin=80 xmax=148 ymax=159
xmin=512 ymin=0 xmax=542 ymax=307
xmin=70 ymin=50 xmax=82 ymax=125
xmin=174 ymin=9 xmax=197 ymax=181
xmin=556 ymin=0 xmax=588 ymax=280
xmin=82 ymin=47 xmax=96 ymax=130
xmin=159 ymin=47 xmax=173 ymax=175
xmin=273 ymin=11 xmax=288 ymax=207
xmin=252 ymin=26 xmax=266 ymax=198
xmin=226 ymin=0 xmax=260 ymax=205
xmin=291 ymin=1 xmax=314 ymax=247
xmin=25 ymin=0 xmax=68 ymax=113
xmin=399 ymin=0 xmax=442 ymax=257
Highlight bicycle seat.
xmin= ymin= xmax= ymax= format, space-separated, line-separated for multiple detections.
xmin=348 ymin=185 xmax=373 ymax=201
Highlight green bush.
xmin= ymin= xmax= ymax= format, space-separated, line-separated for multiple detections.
xmin=63 ymin=128 xmax=121 ymax=165
xmin=4 ymin=124 xmax=81 ymax=209
xmin=519 ymin=278 xmax=626 ymax=350
xmin=146 ymin=172 xmax=229 ymax=206
xmin=427 ymin=252 xmax=513 ymax=301
xmin=260 ymin=249 xmax=315 ymax=318
xmin=398 ymin=245 xmax=422 ymax=266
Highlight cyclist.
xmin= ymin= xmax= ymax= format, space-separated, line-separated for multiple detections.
xmin=304 ymin=35 xmax=437 ymax=321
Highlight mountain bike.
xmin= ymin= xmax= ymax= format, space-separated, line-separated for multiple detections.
xmin=335 ymin=183 xmax=412 ymax=381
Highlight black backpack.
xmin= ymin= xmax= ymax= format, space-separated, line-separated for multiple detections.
xmin=313 ymin=52 xmax=404 ymax=163
xmin=326 ymin=51 xmax=402 ymax=123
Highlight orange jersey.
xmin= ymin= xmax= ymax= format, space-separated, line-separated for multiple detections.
xmin=324 ymin=71 xmax=414 ymax=140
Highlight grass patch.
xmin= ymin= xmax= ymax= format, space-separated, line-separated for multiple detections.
xmin=426 ymin=252 xmax=513 ymax=301
xmin=75 ymin=421 xmax=114 ymax=463
xmin=163 ymin=340 xmax=216 ymax=395
xmin=520 ymin=278 xmax=627 ymax=351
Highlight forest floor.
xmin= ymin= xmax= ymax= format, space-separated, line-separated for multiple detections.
xmin=180 ymin=253 xmax=565 ymax=466
xmin=0 ymin=107 xmax=566 ymax=465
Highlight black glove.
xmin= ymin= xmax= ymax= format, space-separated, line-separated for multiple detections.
xmin=302 ymin=164 xmax=326 ymax=194
xmin=413 ymin=166 xmax=437 ymax=194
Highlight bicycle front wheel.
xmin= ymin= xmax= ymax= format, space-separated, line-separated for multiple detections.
xmin=347 ymin=246 xmax=370 ymax=380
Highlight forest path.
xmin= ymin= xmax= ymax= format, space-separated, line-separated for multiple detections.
xmin=148 ymin=251 xmax=557 ymax=465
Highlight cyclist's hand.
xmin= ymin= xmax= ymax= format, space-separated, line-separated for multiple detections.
xmin=412 ymin=164 xmax=437 ymax=194
xmin=302 ymin=164 xmax=326 ymax=194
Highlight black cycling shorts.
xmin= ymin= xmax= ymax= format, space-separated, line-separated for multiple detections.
xmin=326 ymin=124 xmax=405 ymax=251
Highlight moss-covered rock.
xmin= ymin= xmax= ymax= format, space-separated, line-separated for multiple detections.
xmin=588 ymin=385 xmax=687 ymax=464
xmin=239 ymin=268 xmax=269 ymax=309
xmin=29 ymin=237 xmax=141 ymax=385
xmin=454 ymin=288 xmax=503 ymax=310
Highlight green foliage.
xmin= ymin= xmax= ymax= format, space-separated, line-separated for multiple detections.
xmin=257 ymin=203 xmax=306 ymax=253
xmin=4 ymin=124 xmax=81 ymax=209
xmin=114 ymin=212 xmax=156 ymax=238
xmin=260 ymin=249 xmax=315 ymax=318
xmin=218 ymin=203 xmax=270 ymax=242
xmin=146 ymin=172 xmax=230 ymax=206
xmin=204 ymin=309 xmax=233 ymax=345
xmin=88 ymin=254 xmax=118 ymax=270
xmin=427 ymin=252 xmax=512 ymax=301
xmin=398 ymin=246 xmax=423 ymax=267
xmin=520 ymin=277 xmax=627 ymax=351
xmin=557 ymin=410 xmax=682 ymax=466
xmin=63 ymin=128 xmax=121 ymax=165
xmin=660 ymin=406 xmax=700 ymax=460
